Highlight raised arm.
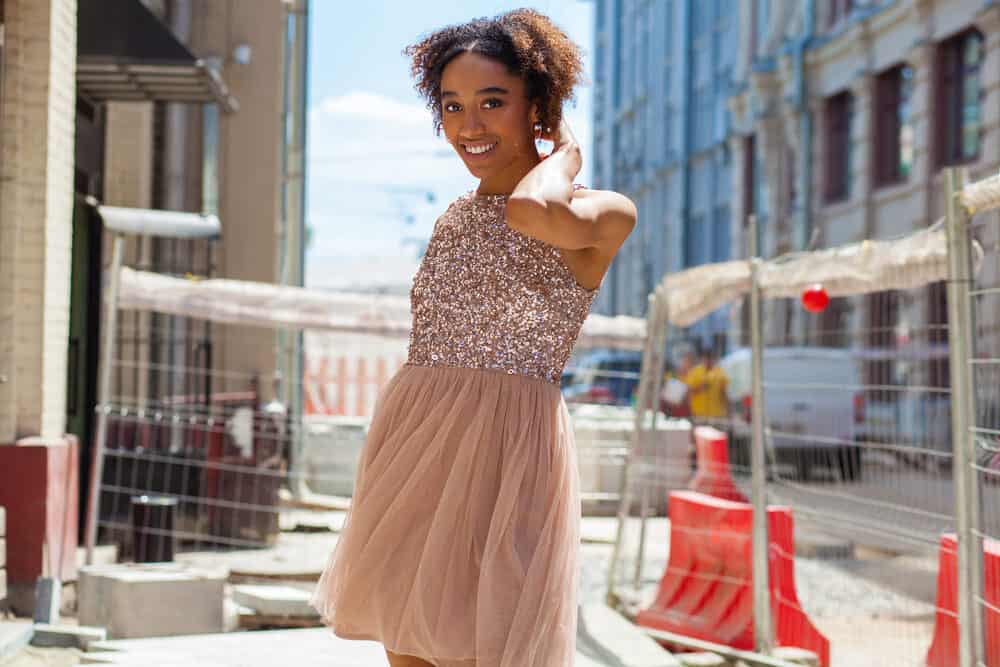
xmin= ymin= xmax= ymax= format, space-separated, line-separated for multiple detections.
xmin=504 ymin=119 xmax=636 ymax=253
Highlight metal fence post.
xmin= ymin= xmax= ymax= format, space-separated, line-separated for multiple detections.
xmin=84 ymin=232 xmax=125 ymax=566
xmin=944 ymin=167 xmax=984 ymax=667
xmin=633 ymin=291 xmax=671 ymax=591
xmin=748 ymin=214 xmax=774 ymax=653
xmin=608 ymin=292 xmax=666 ymax=608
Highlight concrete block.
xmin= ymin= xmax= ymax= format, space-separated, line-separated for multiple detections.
xmin=0 ymin=568 xmax=6 ymax=604
xmin=231 ymin=584 xmax=318 ymax=617
xmin=577 ymin=603 xmax=681 ymax=666
xmin=31 ymin=623 xmax=107 ymax=650
xmin=0 ymin=621 xmax=33 ymax=663
xmin=0 ymin=539 xmax=6 ymax=569
xmin=772 ymin=647 xmax=820 ymax=666
xmin=76 ymin=544 xmax=118 ymax=570
xmin=0 ymin=506 xmax=5 ymax=536
xmin=79 ymin=563 xmax=226 ymax=639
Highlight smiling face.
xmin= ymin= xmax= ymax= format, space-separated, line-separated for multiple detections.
xmin=439 ymin=51 xmax=540 ymax=186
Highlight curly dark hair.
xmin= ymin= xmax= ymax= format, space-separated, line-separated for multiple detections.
xmin=404 ymin=8 xmax=586 ymax=136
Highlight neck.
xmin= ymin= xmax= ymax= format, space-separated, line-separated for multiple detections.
xmin=475 ymin=149 xmax=542 ymax=196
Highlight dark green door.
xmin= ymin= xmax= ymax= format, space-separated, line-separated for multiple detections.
xmin=67 ymin=195 xmax=102 ymax=528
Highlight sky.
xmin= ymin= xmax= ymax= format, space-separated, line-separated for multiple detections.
xmin=304 ymin=0 xmax=596 ymax=291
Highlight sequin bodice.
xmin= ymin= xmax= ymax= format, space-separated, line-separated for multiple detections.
xmin=406 ymin=189 xmax=599 ymax=384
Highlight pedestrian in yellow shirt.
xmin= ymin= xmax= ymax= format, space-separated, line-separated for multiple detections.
xmin=681 ymin=347 xmax=729 ymax=420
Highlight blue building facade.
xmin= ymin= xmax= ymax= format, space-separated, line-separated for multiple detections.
xmin=591 ymin=0 xmax=739 ymax=341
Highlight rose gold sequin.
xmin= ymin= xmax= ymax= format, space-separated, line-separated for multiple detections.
xmin=406 ymin=188 xmax=599 ymax=384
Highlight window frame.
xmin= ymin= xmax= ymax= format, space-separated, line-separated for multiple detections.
xmin=936 ymin=28 xmax=984 ymax=167
xmin=874 ymin=63 xmax=914 ymax=187
xmin=824 ymin=90 xmax=854 ymax=204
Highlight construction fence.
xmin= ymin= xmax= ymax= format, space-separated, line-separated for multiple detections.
xmin=81 ymin=168 xmax=1000 ymax=666
xmin=601 ymin=167 xmax=1000 ymax=667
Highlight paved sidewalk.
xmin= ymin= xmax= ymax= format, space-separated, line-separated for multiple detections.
xmin=84 ymin=626 xmax=612 ymax=666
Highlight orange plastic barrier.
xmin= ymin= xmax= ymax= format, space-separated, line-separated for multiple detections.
xmin=688 ymin=426 xmax=748 ymax=503
xmin=926 ymin=533 xmax=1000 ymax=667
xmin=636 ymin=490 xmax=830 ymax=666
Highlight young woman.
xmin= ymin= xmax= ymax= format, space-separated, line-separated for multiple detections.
xmin=310 ymin=9 xmax=637 ymax=666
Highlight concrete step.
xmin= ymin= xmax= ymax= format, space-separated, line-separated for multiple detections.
xmin=0 ymin=621 xmax=33 ymax=663
xmin=578 ymin=603 xmax=681 ymax=666
xmin=231 ymin=584 xmax=318 ymax=618
xmin=31 ymin=623 xmax=107 ymax=651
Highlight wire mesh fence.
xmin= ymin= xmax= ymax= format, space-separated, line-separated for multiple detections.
xmin=602 ymin=169 xmax=1000 ymax=665
xmin=85 ymin=170 xmax=1000 ymax=664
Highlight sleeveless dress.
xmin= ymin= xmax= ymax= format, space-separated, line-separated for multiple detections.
xmin=310 ymin=186 xmax=599 ymax=666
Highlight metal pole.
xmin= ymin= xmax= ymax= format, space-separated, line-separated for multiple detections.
xmin=944 ymin=167 xmax=983 ymax=667
xmin=84 ymin=233 xmax=125 ymax=566
xmin=632 ymin=293 xmax=670 ymax=590
xmin=607 ymin=293 xmax=664 ymax=608
xmin=748 ymin=214 xmax=774 ymax=653
xmin=281 ymin=0 xmax=311 ymax=499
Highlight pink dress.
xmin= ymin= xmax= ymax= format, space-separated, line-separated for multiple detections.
xmin=310 ymin=187 xmax=599 ymax=666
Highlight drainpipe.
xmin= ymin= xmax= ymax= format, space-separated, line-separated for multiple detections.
xmin=281 ymin=0 xmax=310 ymax=497
xmin=679 ymin=0 xmax=694 ymax=270
xmin=795 ymin=0 xmax=815 ymax=252
xmin=165 ymin=0 xmax=192 ymax=450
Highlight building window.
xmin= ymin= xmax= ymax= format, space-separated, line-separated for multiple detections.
xmin=938 ymin=29 xmax=984 ymax=165
xmin=824 ymin=91 xmax=853 ymax=204
xmin=875 ymin=64 xmax=914 ymax=186
xmin=864 ymin=291 xmax=901 ymax=403
xmin=686 ymin=212 xmax=709 ymax=267
xmin=816 ymin=298 xmax=848 ymax=348
xmin=826 ymin=0 xmax=854 ymax=30
xmin=927 ymin=282 xmax=949 ymax=389
xmin=712 ymin=204 xmax=731 ymax=262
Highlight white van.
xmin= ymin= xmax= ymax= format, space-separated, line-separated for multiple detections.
xmin=719 ymin=347 xmax=865 ymax=481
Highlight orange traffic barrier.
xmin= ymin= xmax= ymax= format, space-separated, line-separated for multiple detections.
xmin=637 ymin=490 xmax=830 ymax=666
xmin=688 ymin=426 xmax=748 ymax=503
xmin=926 ymin=533 xmax=1000 ymax=666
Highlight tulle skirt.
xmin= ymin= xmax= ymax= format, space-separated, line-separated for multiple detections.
xmin=310 ymin=362 xmax=580 ymax=666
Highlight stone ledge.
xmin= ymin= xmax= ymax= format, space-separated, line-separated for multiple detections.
xmin=31 ymin=623 xmax=107 ymax=650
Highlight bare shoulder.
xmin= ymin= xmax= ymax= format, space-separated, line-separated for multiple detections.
xmin=571 ymin=188 xmax=637 ymax=253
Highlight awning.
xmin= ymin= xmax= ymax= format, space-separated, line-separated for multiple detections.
xmin=76 ymin=0 xmax=238 ymax=113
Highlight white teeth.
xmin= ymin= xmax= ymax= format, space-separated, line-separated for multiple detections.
xmin=465 ymin=143 xmax=496 ymax=155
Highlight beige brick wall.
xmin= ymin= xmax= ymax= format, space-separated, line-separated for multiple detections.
xmin=0 ymin=0 xmax=78 ymax=442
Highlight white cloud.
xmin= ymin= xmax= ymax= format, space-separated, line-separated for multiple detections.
xmin=305 ymin=88 xmax=597 ymax=291
xmin=311 ymin=91 xmax=432 ymax=127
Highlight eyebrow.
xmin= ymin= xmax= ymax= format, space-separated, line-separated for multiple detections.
xmin=440 ymin=86 xmax=510 ymax=99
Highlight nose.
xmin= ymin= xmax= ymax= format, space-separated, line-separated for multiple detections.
xmin=459 ymin=108 xmax=485 ymax=136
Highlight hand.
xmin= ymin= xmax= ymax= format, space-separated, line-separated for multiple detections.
xmin=550 ymin=118 xmax=578 ymax=151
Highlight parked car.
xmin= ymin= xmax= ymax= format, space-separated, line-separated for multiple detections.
xmin=720 ymin=346 xmax=865 ymax=481
xmin=562 ymin=350 xmax=643 ymax=406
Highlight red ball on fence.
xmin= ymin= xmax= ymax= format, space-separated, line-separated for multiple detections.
xmin=802 ymin=284 xmax=830 ymax=313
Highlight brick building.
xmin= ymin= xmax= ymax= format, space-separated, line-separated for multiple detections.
xmin=0 ymin=0 xmax=309 ymax=615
